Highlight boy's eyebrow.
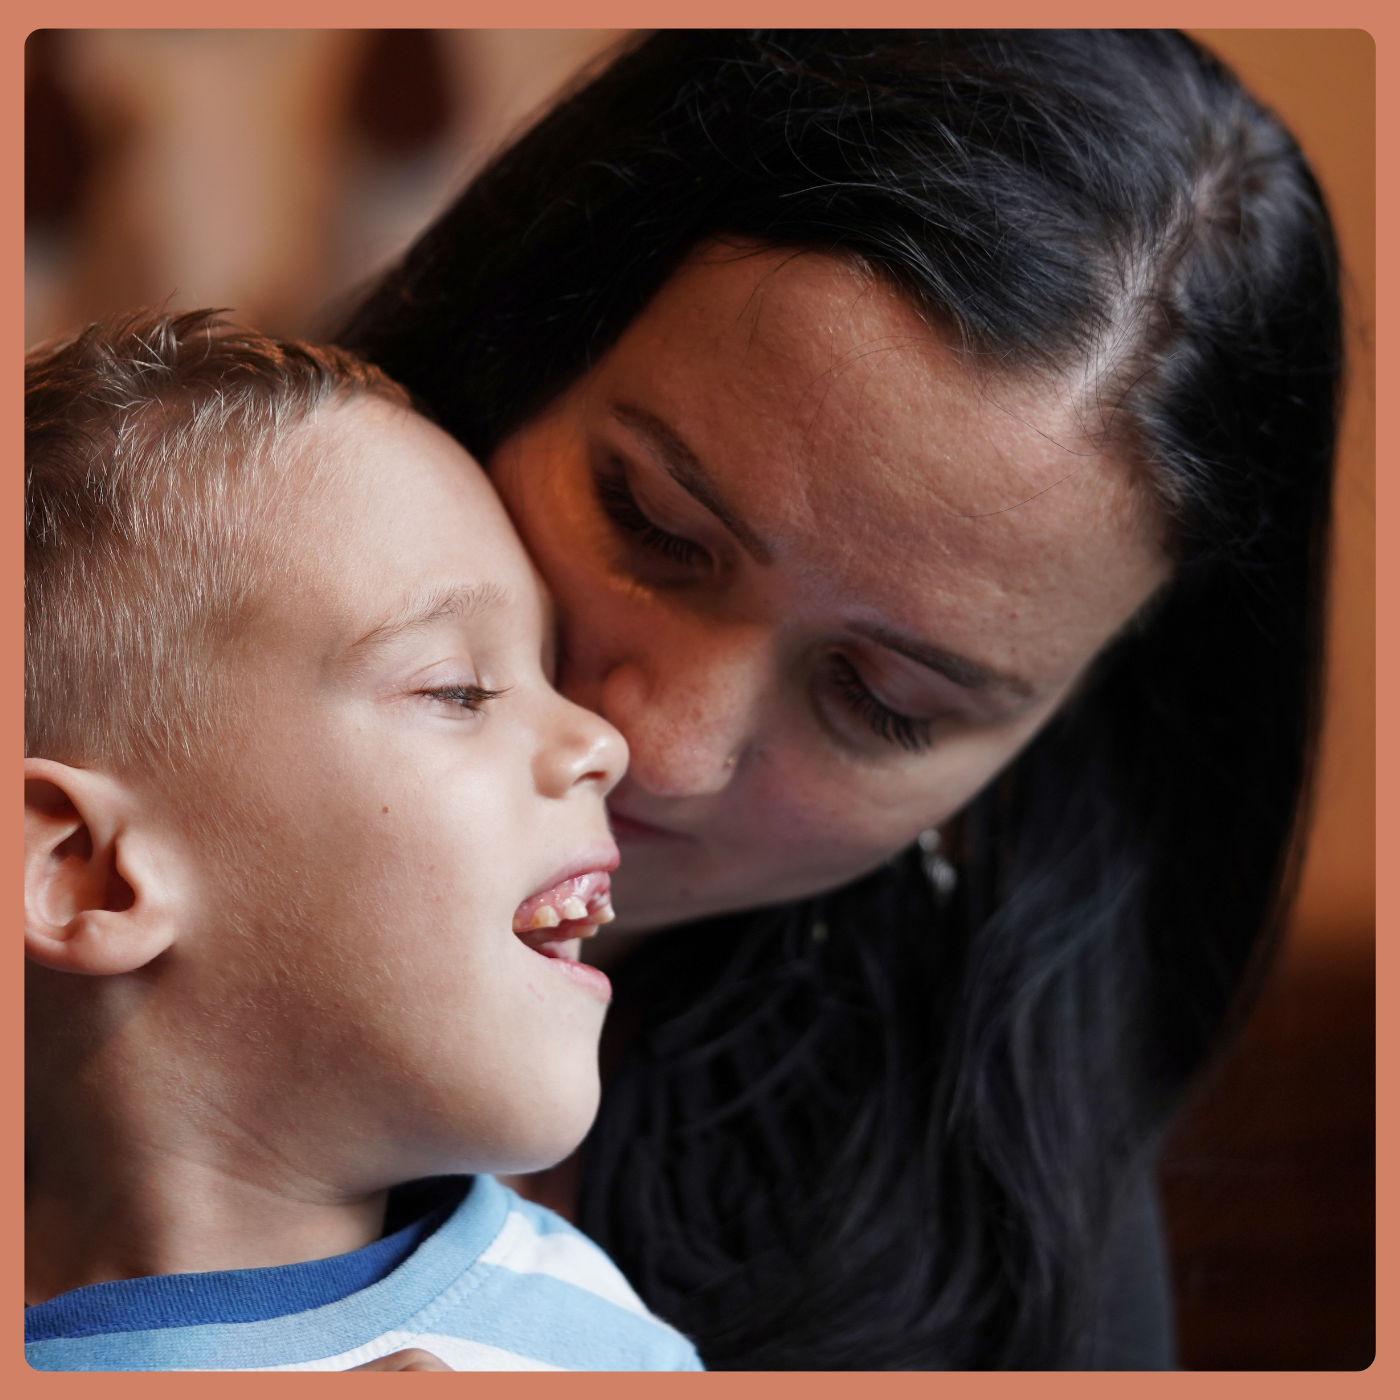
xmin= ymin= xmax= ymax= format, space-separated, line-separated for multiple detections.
xmin=346 ymin=582 xmax=507 ymax=655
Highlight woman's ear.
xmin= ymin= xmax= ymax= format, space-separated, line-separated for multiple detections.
xmin=24 ymin=758 xmax=180 ymax=976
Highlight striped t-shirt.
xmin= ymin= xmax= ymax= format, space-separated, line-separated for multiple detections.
xmin=25 ymin=1175 xmax=703 ymax=1371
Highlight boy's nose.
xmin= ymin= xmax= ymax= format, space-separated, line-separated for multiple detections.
xmin=534 ymin=697 xmax=628 ymax=800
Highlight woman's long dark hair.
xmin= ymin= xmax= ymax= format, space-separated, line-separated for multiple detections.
xmin=343 ymin=31 xmax=1340 ymax=1367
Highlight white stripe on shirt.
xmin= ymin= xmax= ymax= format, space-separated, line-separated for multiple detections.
xmin=252 ymin=1329 xmax=562 ymax=1372
xmin=478 ymin=1209 xmax=657 ymax=1322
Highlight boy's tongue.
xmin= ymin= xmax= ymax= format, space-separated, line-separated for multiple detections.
xmin=512 ymin=871 xmax=615 ymax=940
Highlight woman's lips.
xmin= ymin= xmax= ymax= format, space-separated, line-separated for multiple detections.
xmin=607 ymin=808 xmax=683 ymax=843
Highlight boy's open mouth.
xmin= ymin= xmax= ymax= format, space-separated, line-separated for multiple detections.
xmin=512 ymin=871 xmax=615 ymax=961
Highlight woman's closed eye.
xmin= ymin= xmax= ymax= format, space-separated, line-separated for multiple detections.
xmin=595 ymin=468 xmax=707 ymax=569
xmin=824 ymin=653 xmax=936 ymax=754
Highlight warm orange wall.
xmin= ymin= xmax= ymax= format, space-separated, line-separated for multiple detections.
xmin=1189 ymin=31 xmax=1376 ymax=952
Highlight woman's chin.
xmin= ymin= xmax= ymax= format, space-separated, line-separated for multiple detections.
xmin=601 ymin=870 xmax=786 ymax=940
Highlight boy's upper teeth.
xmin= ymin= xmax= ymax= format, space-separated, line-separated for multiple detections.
xmin=513 ymin=871 xmax=615 ymax=935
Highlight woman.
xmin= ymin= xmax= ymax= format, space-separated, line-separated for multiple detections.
xmin=342 ymin=31 xmax=1340 ymax=1369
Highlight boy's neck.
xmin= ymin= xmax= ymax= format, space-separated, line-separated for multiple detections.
xmin=26 ymin=1152 xmax=389 ymax=1306
xmin=26 ymin=970 xmax=390 ymax=1306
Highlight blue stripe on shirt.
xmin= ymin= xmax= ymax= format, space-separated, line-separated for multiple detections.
xmin=24 ymin=1176 xmax=703 ymax=1372
xmin=25 ymin=1180 xmax=466 ymax=1342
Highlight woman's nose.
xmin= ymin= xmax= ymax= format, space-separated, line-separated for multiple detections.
xmin=533 ymin=696 xmax=629 ymax=800
xmin=597 ymin=629 xmax=769 ymax=800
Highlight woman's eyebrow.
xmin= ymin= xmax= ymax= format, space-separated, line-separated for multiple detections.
xmin=849 ymin=619 xmax=1037 ymax=700
xmin=611 ymin=401 xmax=1034 ymax=700
xmin=612 ymin=403 xmax=774 ymax=565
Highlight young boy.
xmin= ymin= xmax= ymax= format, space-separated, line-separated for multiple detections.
xmin=23 ymin=309 xmax=702 ymax=1372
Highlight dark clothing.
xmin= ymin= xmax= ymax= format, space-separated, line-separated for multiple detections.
xmin=1088 ymin=1174 xmax=1177 ymax=1369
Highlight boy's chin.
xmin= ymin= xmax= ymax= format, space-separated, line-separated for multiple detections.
xmin=484 ymin=1135 xmax=589 ymax=1179
xmin=460 ymin=1081 xmax=601 ymax=1178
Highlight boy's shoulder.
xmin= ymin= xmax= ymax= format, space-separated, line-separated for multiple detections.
xmin=25 ymin=1175 xmax=703 ymax=1373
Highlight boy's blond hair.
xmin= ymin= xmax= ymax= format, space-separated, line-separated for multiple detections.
xmin=25 ymin=308 xmax=411 ymax=771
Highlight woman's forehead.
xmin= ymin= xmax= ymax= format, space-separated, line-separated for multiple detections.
xmin=598 ymin=250 xmax=1161 ymax=555
xmin=610 ymin=249 xmax=1133 ymax=487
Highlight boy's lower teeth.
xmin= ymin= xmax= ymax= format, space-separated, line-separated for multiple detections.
xmin=539 ymin=938 xmax=581 ymax=962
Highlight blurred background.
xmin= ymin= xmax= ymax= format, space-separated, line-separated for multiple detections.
xmin=23 ymin=29 xmax=627 ymax=343
xmin=25 ymin=28 xmax=1375 ymax=1369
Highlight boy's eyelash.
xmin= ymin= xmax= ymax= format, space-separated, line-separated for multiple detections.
xmin=825 ymin=654 xmax=934 ymax=754
xmin=595 ymin=470 xmax=706 ymax=567
xmin=419 ymin=684 xmax=506 ymax=712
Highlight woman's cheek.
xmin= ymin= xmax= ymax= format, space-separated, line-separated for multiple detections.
xmin=748 ymin=749 xmax=934 ymax=856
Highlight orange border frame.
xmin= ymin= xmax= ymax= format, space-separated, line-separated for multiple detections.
xmin=9 ymin=4 xmax=1388 ymax=1394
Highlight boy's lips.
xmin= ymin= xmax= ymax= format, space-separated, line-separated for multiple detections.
xmin=515 ymin=845 xmax=618 ymax=1002
xmin=512 ymin=860 xmax=618 ymax=1004
xmin=512 ymin=842 xmax=619 ymax=945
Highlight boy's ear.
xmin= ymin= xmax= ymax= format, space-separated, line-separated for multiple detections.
xmin=24 ymin=758 xmax=180 ymax=976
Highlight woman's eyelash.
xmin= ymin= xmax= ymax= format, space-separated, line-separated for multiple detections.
xmin=419 ymin=684 xmax=506 ymax=712
xmin=595 ymin=470 xmax=705 ymax=566
xmin=826 ymin=654 xmax=934 ymax=754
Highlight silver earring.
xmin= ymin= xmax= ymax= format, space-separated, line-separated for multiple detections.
xmin=917 ymin=827 xmax=958 ymax=901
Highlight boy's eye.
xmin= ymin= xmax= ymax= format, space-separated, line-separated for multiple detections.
xmin=824 ymin=653 xmax=935 ymax=754
xmin=595 ymin=468 xmax=707 ymax=568
xmin=418 ymin=684 xmax=505 ymax=712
